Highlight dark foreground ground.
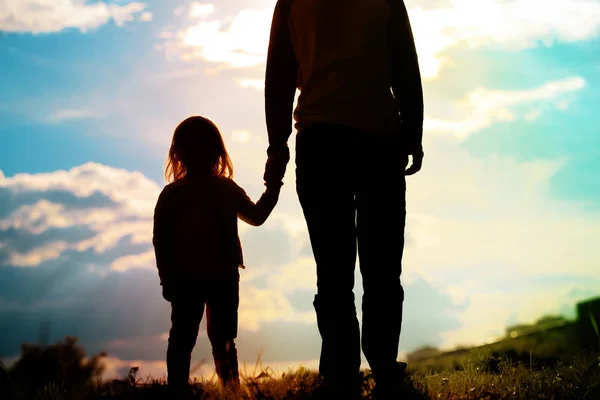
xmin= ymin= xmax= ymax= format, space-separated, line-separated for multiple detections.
xmin=3 ymin=353 xmax=600 ymax=400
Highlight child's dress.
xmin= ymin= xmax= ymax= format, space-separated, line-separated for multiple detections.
xmin=152 ymin=175 xmax=280 ymax=388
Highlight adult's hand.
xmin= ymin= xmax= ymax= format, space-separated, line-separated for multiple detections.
xmin=161 ymin=283 xmax=175 ymax=303
xmin=264 ymin=144 xmax=290 ymax=185
xmin=405 ymin=151 xmax=423 ymax=176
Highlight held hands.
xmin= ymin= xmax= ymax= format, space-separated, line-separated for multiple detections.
xmin=263 ymin=144 xmax=290 ymax=187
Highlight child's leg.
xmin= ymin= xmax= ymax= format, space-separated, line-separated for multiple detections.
xmin=167 ymin=293 xmax=205 ymax=388
xmin=205 ymin=279 xmax=240 ymax=387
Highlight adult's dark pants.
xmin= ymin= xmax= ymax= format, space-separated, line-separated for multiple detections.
xmin=164 ymin=279 xmax=239 ymax=388
xmin=295 ymin=123 xmax=407 ymax=385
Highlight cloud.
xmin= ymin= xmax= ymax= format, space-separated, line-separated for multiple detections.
xmin=180 ymin=7 xmax=271 ymax=68
xmin=46 ymin=108 xmax=103 ymax=123
xmin=190 ymin=3 xmax=215 ymax=19
xmin=241 ymin=223 xmax=296 ymax=268
xmin=0 ymin=266 xmax=170 ymax=358
xmin=139 ymin=12 xmax=153 ymax=22
xmin=160 ymin=0 xmax=600 ymax=80
xmin=0 ymin=163 xmax=159 ymax=269
xmin=266 ymin=257 xmax=316 ymax=294
xmin=0 ymin=0 xmax=150 ymax=34
xmin=238 ymin=79 xmax=264 ymax=91
xmin=159 ymin=3 xmax=273 ymax=68
xmin=231 ymin=130 xmax=251 ymax=143
xmin=424 ymin=76 xmax=586 ymax=140
xmin=409 ymin=0 xmax=600 ymax=78
xmin=110 ymin=250 xmax=155 ymax=272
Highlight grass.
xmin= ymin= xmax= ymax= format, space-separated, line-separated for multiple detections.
xmin=3 ymin=353 xmax=600 ymax=400
xmin=410 ymin=352 xmax=600 ymax=400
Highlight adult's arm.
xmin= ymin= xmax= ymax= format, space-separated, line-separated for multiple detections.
xmin=264 ymin=0 xmax=297 ymax=184
xmin=388 ymin=0 xmax=424 ymax=157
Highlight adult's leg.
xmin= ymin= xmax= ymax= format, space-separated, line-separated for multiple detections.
xmin=295 ymin=124 xmax=361 ymax=389
xmin=205 ymin=278 xmax=240 ymax=388
xmin=355 ymin=133 xmax=407 ymax=377
xmin=166 ymin=284 xmax=205 ymax=388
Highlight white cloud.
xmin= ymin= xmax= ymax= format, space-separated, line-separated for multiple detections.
xmin=160 ymin=4 xmax=273 ymax=68
xmin=161 ymin=0 xmax=600 ymax=80
xmin=239 ymin=285 xmax=314 ymax=331
xmin=265 ymin=256 xmax=316 ymax=294
xmin=410 ymin=0 xmax=600 ymax=78
xmin=1 ymin=200 xmax=69 ymax=235
xmin=0 ymin=163 xmax=159 ymax=268
xmin=139 ymin=11 xmax=153 ymax=22
xmin=173 ymin=6 xmax=185 ymax=17
xmin=231 ymin=130 xmax=251 ymax=144
xmin=424 ymin=76 xmax=585 ymax=139
xmin=179 ymin=6 xmax=272 ymax=68
xmin=525 ymin=109 xmax=542 ymax=122
xmin=190 ymin=3 xmax=215 ymax=19
xmin=555 ymin=99 xmax=570 ymax=110
xmin=110 ymin=250 xmax=155 ymax=272
xmin=47 ymin=108 xmax=102 ymax=123
xmin=2 ymin=163 xmax=159 ymax=212
xmin=0 ymin=0 xmax=150 ymax=34
xmin=8 ymin=241 xmax=70 ymax=267
xmin=238 ymin=79 xmax=264 ymax=91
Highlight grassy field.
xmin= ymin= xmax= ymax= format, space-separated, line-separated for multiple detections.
xmin=3 ymin=352 xmax=600 ymax=400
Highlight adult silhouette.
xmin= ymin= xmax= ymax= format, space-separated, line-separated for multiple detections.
xmin=263 ymin=0 xmax=423 ymax=398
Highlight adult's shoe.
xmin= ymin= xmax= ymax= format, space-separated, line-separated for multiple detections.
xmin=372 ymin=361 xmax=408 ymax=400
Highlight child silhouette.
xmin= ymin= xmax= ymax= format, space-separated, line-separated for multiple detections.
xmin=152 ymin=116 xmax=282 ymax=394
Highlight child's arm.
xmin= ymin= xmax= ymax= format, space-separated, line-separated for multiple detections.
xmin=152 ymin=187 xmax=175 ymax=285
xmin=235 ymin=182 xmax=282 ymax=227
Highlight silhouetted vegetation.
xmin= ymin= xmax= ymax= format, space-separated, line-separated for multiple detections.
xmin=5 ymin=336 xmax=106 ymax=394
xmin=3 ymin=343 xmax=600 ymax=399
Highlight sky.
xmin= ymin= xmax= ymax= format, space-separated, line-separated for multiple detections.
xmin=1 ymin=0 xmax=600 ymax=381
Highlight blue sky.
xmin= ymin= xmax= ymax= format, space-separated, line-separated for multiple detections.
xmin=1 ymin=0 xmax=600 ymax=380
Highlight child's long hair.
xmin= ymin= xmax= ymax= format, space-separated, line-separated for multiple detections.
xmin=165 ymin=116 xmax=234 ymax=183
